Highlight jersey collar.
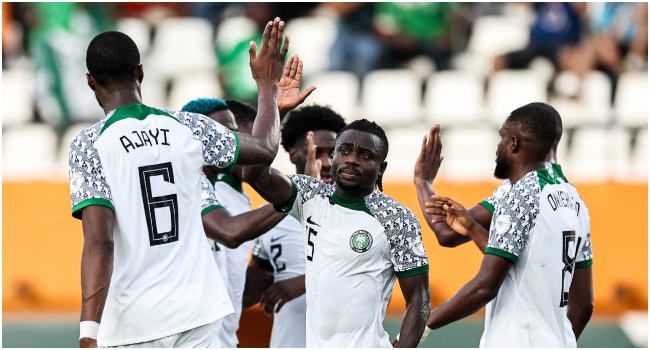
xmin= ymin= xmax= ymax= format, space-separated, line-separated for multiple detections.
xmin=330 ymin=192 xmax=372 ymax=216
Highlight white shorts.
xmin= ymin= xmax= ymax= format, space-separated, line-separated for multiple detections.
xmin=105 ymin=319 xmax=222 ymax=348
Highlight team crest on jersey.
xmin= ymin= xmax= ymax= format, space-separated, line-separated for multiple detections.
xmin=350 ymin=230 xmax=373 ymax=253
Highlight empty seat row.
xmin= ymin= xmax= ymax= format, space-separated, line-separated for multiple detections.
xmin=4 ymin=123 xmax=646 ymax=183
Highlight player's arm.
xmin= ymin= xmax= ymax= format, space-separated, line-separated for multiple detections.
xmin=202 ymin=205 xmax=286 ymax=248
xmin=427 ymin=254 xmax=512 ymax=330
xmin=259 ymin=275 xmax=306 ymax=316
xmin=567 ymin=266 xmax=594 ymax=340
xmin=277 ymin=55 xmax=316 ymax=120
xmin=395 ymin=273 xmax=431 ymax=348
xmin=243 ymin=166 xmax=295 ymax=208
xmin=79 ymin=206 xmax=115 ymax=348
xmin=234 ymin=18 xmax=287 ymax=166
xmin=243 ymin=258 xmax=275 ymax=309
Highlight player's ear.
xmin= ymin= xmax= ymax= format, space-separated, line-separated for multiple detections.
xmin=510 ymin=135 xmax=520 ymax=153
xmin=137 ymin=64 xmax=144 ymax=83
xmin=288 ymin=147 xmax=298 ymax=164
xmin=379 ymin=161 xmax=387 ymax=175
xmin=86 ymin=73 xmax=96 ymax=91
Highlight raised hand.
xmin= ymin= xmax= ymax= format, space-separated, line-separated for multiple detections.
xmin=414 ymin=125 xmax=444 ymax=184
xmin=249 ymin=17 xmax=289 ymax=85
xmin=278 ymin=55 xmax=316 ymax=116
xmin=425 ymin=195 xmax=477 ymax=236
xmin=259 ymin=275 xmax=306 ymax=316
xmin=304 ymin=131 xmax=322 ymax=179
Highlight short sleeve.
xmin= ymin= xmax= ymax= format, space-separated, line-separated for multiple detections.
xmin=200 ymin=174 xmax=224 ymax=216
xmin=379 ymin=203 xmax=429 ymax=278
xmin=576 ymin=232 xmax=593 ymax=268
xmin=178 ymin=111 xmax=239 ymax=170
xmin=485 ymin=181 xmax=540 ymax=263
xmin=274 ymin=174 xmax=333 ymax=221
xmin=479 ymin=180 xmax=511 ymax=214
xmin=251 ymin=237 xmax=270 ymax=262
xmin=69 ymin=130 xmax=114 ymax=220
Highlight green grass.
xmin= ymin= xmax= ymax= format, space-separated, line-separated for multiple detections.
xmin=3 ymin=319 xmax=633 ymax=348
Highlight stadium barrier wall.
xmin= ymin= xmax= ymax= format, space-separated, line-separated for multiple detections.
xmin=3 ymin=181 xmax=647 ymax=315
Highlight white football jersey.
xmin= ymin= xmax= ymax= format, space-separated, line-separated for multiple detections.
xmin=277 ymin=174 xmax=429 ymax=348
xmin=252 ymin=216 xmax=306 ymax=348
xmin=212 ymin=174 xmax=254 ymax=348
xmin=69 ymin=103 xmax=237 ymax=346
xmin=480 ymin=168 xmax=592 ymax=347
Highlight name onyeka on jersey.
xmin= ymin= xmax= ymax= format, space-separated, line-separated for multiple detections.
xmin=547 ymin=189 xmax=580 ymax=216
xmin=119 ymin=128 xmax=171 ymax=153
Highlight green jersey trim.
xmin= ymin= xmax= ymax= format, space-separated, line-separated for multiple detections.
xmin=72 ymin=198 xmax=114 ymax=220
xmin=479 ymin=200 xmax=495 ymax=214
xmin=275 ymin=178 xmax=298 ymax=214
xmin=222 ymin=130 xmax=240 ymax=173
xmin=396 ymin=264 xmax=429 ymax=278
xmin=218 ymin=173 xmax=243 ymax=194
xmin=331 ymin=192 xmax=372 ymax=216
xmin=551 ymin=163 xmax=570 ymax=184
xmin=575 ymin=259 xmax=593 ymax=269
xmin=100 ymin=103 xmax=178 ymax=135
xmin=201 ymin=204 xmax=224 ymax=217
xmin=251 ymin=254 xmax=270 ymax=264
xmin=485 ymin=247 xmax=518 ymax=263
xmin=536 ymin=168 xmax=558 ymax=190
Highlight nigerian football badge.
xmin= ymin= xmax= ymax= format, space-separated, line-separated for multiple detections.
xmin=350 ymin=230 xmax=373 ymax=253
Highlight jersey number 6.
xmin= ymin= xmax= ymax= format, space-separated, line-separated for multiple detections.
xmin=139 ymin=162 xmax=179 ymax=246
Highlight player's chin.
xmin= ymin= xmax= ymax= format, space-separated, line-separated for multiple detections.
xmin=334 ymin=176 xmax=361 ymax=191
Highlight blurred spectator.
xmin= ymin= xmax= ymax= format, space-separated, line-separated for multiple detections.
xmin=324 ymin=3 xmax=382 ymax=80
xmin=372 ymin=2 xmax=461 ymax=71
xmin=590 ymin=2 xmax=648 ymax=74
xmin=114 ymin=3 xmax=187 ymax=25
xmin=20 ymin=3 xmax=116 ymax=131
xmin=188 ymin=2 xmax=235 ymax=35
xmin=494 ymin=3 xmax=593 ymax=77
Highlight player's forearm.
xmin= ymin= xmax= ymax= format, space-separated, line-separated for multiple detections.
xmin=245 ymin=167 xmax=294 ymax=207
xmin=397 ymin=291 xmax=430 ymax=347
xmin=567 ymin=267 xmax=594 ymax=340
xmin=220 ymin=206 xmax=286 ymax=248
xmin=414 ymin=179 xmax=470 ymax=247
xmin=251 ymin=81 xmax=280 ymax=164
xmin=80 ymin=240 xmax=113 ymax=323
xmin=466 ymin=221 xmax=489 ymax=253
xmin=567 ymin=301 xmax=593 ymax=340
xmin=243 ymin=266 xmax=274 ymax=306
xmin=427 ymin=277 xmax=497 ymax=330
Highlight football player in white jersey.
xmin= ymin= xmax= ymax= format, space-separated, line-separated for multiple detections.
xmin=243 ymin=105 xmax=347 ymax=348
xmin=71 ymin=18 xmax=289 ymax=348
xmin=244 ymin=119 xmax=431 ymax=348
xmin=422 ymin=104 xmax=591 ymax=347
xmin=414 ymin=102 xmax=593 ymax=343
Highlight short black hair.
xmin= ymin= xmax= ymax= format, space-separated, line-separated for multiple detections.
xmin=86 ymin=31 xmax=140 ymax=87
xmin=506 ymin=104 xmax=557 ymax=160
xmin=337 ymin=118 xmax=389 ymax=161
xmin=281 ymin=105 xmax=347 ymax=151
xmin=225 ymin=99 xmax=257 ymax=126
xmin=526 ymin=102 xmax=562 ymax=144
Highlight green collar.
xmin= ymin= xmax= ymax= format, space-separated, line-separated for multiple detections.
xmin=550 ymin=163 xmax=570 ymax=184
xmin=101 ymin=103 xmax=177 ymax=134
xmin=218 ymin=173 xmax=243 ymax=193
xmin=330 ymin=192 xmax=372 ymax=216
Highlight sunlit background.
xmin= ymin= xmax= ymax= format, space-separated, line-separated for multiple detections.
xmin=2 ymin=2 xmax=648 ymax=347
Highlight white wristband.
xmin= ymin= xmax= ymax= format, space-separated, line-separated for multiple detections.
xmin=80 ymin=321 xmax=100 ymax=340
xmin=420 ymin=326 xmax=433 ymax=344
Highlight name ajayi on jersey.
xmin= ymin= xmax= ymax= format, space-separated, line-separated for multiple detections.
xmin=547 ymin=190 xmax=580 ymax=216
xmin=119 ymin=128 xmax=171 ymax=153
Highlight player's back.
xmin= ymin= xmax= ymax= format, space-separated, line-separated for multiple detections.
xmin=69 ymin=103 xmax=235 ymax=346
xmin=481 ymin=169 xmax=586 ymax=347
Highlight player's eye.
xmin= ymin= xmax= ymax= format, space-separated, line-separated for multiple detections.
xmin=340 ymin=148 xmax=349 ymax=155
xmin=361 ymin=152 xmax=370 ymax=159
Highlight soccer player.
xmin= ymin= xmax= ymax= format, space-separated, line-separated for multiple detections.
xmin=414 ymin=102 xmax=593 ymax=342
xmin=422 ymin=104 xmax=590 ymax=347
xmin=243 ymin=119 xmax=431 ymax=348
xmin=243 ymin=105 xmax=347 ymax=348
xmin=71 ymin=18 xmax=289 ymax=347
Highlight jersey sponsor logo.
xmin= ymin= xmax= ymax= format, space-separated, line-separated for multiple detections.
xmin=350 ymin=230 xmax=373 ymax=253
xmin=495 ymin=214 xmax=511 ymax=234
xmin=306 ymin=216 xmax=320 ymax=227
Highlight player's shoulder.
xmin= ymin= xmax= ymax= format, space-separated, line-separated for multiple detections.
xmin=365 ymin=191 xmax=420 ymax=230
xmin=70 ymin=118 xmax=108 ymax=151
xmin=289 ymin=174 xmax=334 ymax=199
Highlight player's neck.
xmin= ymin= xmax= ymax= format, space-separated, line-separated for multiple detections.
xmin=100 ymin=88 xmax=142 ymax=115
xmin=544 ymin=149 xmax=557 ymax=163
xmin=508 ymin=160 xmax=547 ymax=184
xmin=334 ymin=185 xmax=374 ymax=199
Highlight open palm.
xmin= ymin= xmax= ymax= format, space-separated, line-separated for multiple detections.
xmin=278 ymin=55 xmax=316 ymax=113
xmin=426 ymin=196 xmax=475 ymax=236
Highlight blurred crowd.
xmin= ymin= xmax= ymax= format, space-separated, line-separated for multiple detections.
xmin=2 ymin=2 xmax=648 ymax=132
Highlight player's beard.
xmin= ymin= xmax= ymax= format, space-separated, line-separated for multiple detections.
xmin=494 ymin=154 xmax=509 ymax=180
